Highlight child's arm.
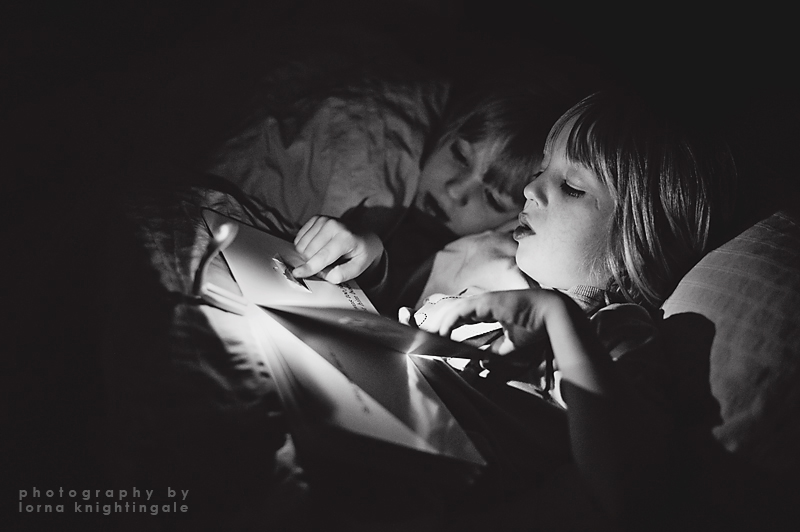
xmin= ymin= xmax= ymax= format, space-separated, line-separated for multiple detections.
xmin=416 ymin=288 xmax=613 ymax=392
xmin=416 ymin=289 xmax=663 ymax=519
xmin=292 ymin=215 xmax=385 ymax=284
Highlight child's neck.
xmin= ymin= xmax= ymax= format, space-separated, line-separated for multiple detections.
xmin=524 ymin=276 xmax=609 ymax=314
xmin=561 ymin=284 xmax=608 ymax=314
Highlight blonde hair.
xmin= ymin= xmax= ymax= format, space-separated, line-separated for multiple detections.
xmin=545 ymin=90 xmax=737 ymax=309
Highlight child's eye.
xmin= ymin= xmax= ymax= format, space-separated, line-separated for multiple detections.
xmin=560 ymin=181 xmax=585 ymax=198
xmin=484 ymin=187 xmax=511 ymax=213
xmin=450 ymin=141 xmax=468 ymax=166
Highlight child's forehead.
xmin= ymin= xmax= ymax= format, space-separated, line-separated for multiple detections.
xmin=439 ymin=132 xmax=542 ymax=198
xmin=446 ymin=128 xmax=503 ymax=147
xmin=444 ymin=133 xmax=508 ymax=162
xmin=547 ymin=115 xmax=600 ymax=164
xmin=543 ymin=121 xmax=574 ymax=159
xmin=476 ymin=137 xmax=508 ymax=158
xmin=553 ymin=115 xmax=581 ymax=142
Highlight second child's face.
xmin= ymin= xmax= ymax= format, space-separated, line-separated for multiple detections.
xmin=416 ymin=138 xmax=523 ymax=236
xmin=513 ymin=120 xmax=615 ymax=290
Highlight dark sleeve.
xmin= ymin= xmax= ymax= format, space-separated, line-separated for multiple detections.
xmin=356 ymin=248 xmax=390 ymax=305
xmin=559 ymin=304 xmax=673 ymax=521
xmin=377 ymin=208 xmax=457 ymax=314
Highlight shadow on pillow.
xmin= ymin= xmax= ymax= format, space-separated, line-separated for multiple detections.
xmin=661 ymin=210 xmax=800 ymax=472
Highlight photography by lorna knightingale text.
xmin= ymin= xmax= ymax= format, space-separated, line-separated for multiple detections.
xmin=18 ymin=487 xmax=190 ymax=516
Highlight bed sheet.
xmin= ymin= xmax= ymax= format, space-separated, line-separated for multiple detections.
xmin=201 ymin=48 xmax=450 ymax=240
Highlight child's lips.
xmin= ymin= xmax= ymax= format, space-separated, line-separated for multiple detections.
xmin=513 ymin=213 xmax=535 ymax=241
xmin=513 ymin=225 xmax=533 ymax=241
xmin=422 ymin=193 xmax=449 ymax=223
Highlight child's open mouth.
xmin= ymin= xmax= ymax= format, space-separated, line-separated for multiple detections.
xmin=421 ymin=192 xmax=449 ymax=223
xmin=513 ymin=213 xmax=535 ymax=241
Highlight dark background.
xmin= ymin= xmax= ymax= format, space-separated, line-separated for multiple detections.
xmin=3 ymin=1 xmax=798 ymax=225
xmin=2 ymin=0 xmax=797 ymax=529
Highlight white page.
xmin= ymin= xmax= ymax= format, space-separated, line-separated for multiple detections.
xmin=202 ymin=210 xmax=376 ymax=313
xmin=249 ymin=307 xmax=485 ymax=466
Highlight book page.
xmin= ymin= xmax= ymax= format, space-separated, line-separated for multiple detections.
xmin=250 ymin=308 xmax=440 ymax=451
xmin=202 ymin=210 xmax=376 ymax=313
xmin=250 ymin=307 xmax=485 ymax=466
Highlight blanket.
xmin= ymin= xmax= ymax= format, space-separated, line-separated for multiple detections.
xmin=201 ymin=49 xmax=450 ymax=240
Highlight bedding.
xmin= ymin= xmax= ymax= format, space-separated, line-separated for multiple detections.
xmin=101 ymin=178 xmax=310 ymax=529
xmin=661 ymin=211 xmax=800 ymax=471
xmin=654 ymin=210 xmax=800 ymax=530
xmin=201 ymin=56 xmax=450 ymax=240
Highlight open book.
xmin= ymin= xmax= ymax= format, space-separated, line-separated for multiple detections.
xmin=201 ymin=210 xmax=488 ymax=488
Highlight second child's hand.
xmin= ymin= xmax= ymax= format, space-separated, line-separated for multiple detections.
xmin=415 ymin=288 xmax=612 ymax=395
xmin=414 ymin=289 xmax=549 ymax=352
xmin=292 ymin=215 xmax=384 ymax=285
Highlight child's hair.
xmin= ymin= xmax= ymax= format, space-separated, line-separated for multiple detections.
xmin=425 ymin=84 xmax=576 ymax=207
xmin=545 ymin=89 xmax=737 ymax=309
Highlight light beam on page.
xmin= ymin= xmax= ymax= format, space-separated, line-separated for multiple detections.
xmin=265 ymin=306 xmax=487 ymax=360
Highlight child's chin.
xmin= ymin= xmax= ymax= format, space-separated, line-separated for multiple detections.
xmin=514 ymin=257 xmax=531 ymax=276
xmin=514 ymin=248 xmax=542 ymax=283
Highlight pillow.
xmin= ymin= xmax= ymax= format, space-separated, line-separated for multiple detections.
xmin=661 ymin=211 xmax=800 ymax=471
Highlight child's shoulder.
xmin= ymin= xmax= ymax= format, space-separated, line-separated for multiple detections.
xmin=591 ymin=302 xmax=659 ymax=362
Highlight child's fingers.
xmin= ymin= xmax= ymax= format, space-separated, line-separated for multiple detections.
xmin=293 ymin=237 xmax=347 ymax=278
xmin=398 ymin=307 xmax=414 ymax=326
xmin=293 ymin=222 xmax=383 ymax=285
xmin=316 ymin=262 xmax=353 ymax=285
xmin=299 ymin=219 xmax=355 ymax=260
xmin=415 ymin=296 xmax=475 ymax=337
xmin=293 ymin=219 xmax=352 ymax=278
xmin=429 ymin=294 xmax=505 ymax=337
xmin=437 ymin=299 xmax=477 ymax=337
xmin=298 ymin=245 xmax=370 ymax=284
xmin=292 ymin=216 xmax=317 ymax=249
xmin=293 ymin=216 xmax=329 ymax=255
xmin=293 ymin=216 xmax=316 ymax=246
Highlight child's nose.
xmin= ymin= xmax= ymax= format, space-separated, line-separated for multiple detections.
xmin=446 ymin=171 xmax=482 ymax=206
xmin=524 ymin=175 xmax=546 ymax=206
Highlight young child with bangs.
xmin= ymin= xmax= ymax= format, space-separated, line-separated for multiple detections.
xmin=402 ymin=89 xmax=737 ymax=525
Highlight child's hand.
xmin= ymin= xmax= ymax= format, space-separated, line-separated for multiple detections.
xmin=292 ymin=215 xmax=384 ymax=284
xmin=414 ymin=289 xmax=559 ymax=353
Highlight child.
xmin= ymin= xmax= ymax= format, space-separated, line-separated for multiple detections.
xmin=403 ymin=89 xmax=737 ymax=524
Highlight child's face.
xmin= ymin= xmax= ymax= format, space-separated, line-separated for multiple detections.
xmin=513 ymin=120 xmax=615 ymax=290
xmin=415 ymin=137 xmax=523 ymax=236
